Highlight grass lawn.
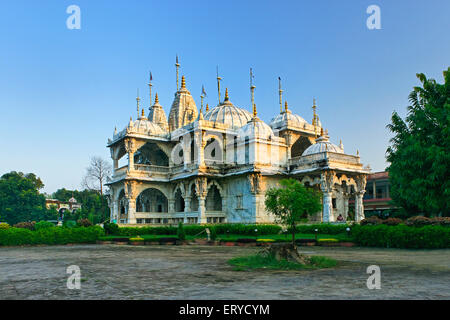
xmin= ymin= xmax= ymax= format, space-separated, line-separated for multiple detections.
xmin=228 ymin=254 xmax=338 ymax=271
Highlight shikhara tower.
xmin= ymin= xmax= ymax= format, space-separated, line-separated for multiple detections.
xmin=106 ymin=59 xmax=369 ymax=225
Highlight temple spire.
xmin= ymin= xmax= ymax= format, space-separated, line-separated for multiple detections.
xmin=148 ymin=71 xmax=153 ymax=110
xmin=216 ymin=66 xmax=222 ymax=104
xmin=250 ymin=68 xmax=255 ymax=112
xmin=278 ymin=77 xmax=283 ymax=113
xmin=154 ymin=92 xmax=159 ymax=104
xmin=136 ymin=89 xmax=141 ymax=118
xmin=175 ymin=55 xmax=180 ymax=91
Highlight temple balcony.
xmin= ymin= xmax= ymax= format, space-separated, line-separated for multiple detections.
xmin=289 ymin=152 xmax=364 ymax=173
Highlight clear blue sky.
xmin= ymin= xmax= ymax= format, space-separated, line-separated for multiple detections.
xmin=0 ymin=0 xmax=448 ymax=194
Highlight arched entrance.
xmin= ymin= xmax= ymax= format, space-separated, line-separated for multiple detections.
xmin=174 ymin=188 xmax=185 ymax=212
xmin=136 ymin=188 xmax=168 ymax=212
xmin=291 ymin=136 xmax=312 ymax=157
xmin=206 ymin=185 xmax=222 ymax=211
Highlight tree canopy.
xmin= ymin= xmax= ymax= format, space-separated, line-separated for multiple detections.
xmin=0 ymin=171 xmax=48 ymax=224
xmin=386 ymin=68 xmax=450 ymax=217
xmin=265 ymin=179 xmax=322 ymax=246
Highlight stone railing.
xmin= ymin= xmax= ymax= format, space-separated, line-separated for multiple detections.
xmin=134 ymin=164 xmax=170 ymax=173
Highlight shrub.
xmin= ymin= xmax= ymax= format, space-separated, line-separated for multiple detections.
xmin=103 ymin=222 xmax=120 ymax=235
xmin=13 ymin=221 xmax=36 ymax=230
xmin=209 ymin=227 xmax=217 ymax=240
xmin=0 ymin=223 xmax=10 ymax=230
xmin=294 ymin=223 xmax=351 ymax=235
xmin=213 ymin=224 xmax=282 ymax=235
xmin=177 ymin=222 xmax=186 ymax=241
xmin=64 ymin=220 xmax=77 ymax=228
xmin=381 ymin=218 xmax=403 ymax=226
xmin=360 ymin=216 xmax=382 ymax=226
xmin=35 ymin=221 xmax=55 ymax=230
xmin=405 ymin=216 xmax=432 ymax=227
xmin=158 ymin=237 xmax=178 ymax=243
xmin=0 ymin=226 xmax=105 ymax=246
xmin=77 ymin=218 xmax=93 ymax=227
xmin=430 ymin=217 xmax=450 ymax=227
xmin=129 ymin=236 xmax=144 ymax=241
xmin=352 ymin=224 xmax=450 ymax=249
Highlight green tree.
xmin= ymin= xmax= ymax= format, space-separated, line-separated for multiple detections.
xmin=53 ymin=188 xmax=109 ymax=224
xmin=0 ymin=171 xmax=47 ymax=224
xmin=386 ymin=68 xmax=450 ymax=217
xmin=265 ymin=179 xmax=322 ymax=247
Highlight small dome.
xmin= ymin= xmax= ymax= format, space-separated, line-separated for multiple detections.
xmin=270 ymin=110 xmax=307 ymax=129
xmin=69 ymin=197 xmax=77 ymax=203
xmin=302 ymin=133 xmax=344 ymax=156
xmin=204 ymin=102 xmax=253 ymax=129
xmin=130 ymin=117 xmax=165 ymax=136
xmin=238 ymin=118 xmax=274 ymax=140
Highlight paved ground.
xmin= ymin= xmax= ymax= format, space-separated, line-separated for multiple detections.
xmin=0 ymin=244 xmax=449 ymax=299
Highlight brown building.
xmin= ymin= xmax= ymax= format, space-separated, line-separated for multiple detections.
xmin=350 ymin=171 xmax=396 ymax=216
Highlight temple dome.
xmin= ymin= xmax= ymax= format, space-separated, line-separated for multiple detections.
xmin=302 ymin=133 xmax=343 ymax=156
xmin=270 ymin=109 xmax=307 ymax=129
xmin=238 ymin=117 xmax=274 ymax=140
xmin=128 ymin=113 xmax=165 ymax=136
xmin=204 ymin=90 xmax=252 ymax=128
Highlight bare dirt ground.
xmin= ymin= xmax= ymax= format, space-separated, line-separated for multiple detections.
xmin=0 ymin=244 xmax=449 ymax=300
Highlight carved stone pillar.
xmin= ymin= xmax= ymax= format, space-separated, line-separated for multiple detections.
xmin=184 ymin=196 xmax=191 ymax=223
xmin=124 ymin=181 xmax=138 ymax=224
xmin=196 ymin=130 xmax=206 ymax=168
xmin=343 ymin=193 xmax=350 ymax=220
xmin=355 ymin=174 xmax=367 ymax=222
xmin=320 ymin=171 xmax=335 ymax=222
xmin=355 ymin=191 xmax=365 ymax=222
xmin=195 ymin=177 xmax=208 ymax=224
xmin=168 ymin=199 xmax=175 ymax=213
xmin=125 ymin=138 xmax=137 ymax=172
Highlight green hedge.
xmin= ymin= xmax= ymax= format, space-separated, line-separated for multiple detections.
xmin=0 ymin=226 xmax=105 ymax=246
xmin=352 ymin=224 xmax=450 ymax=249
xmin=293 ymin=224 xmax=351 ymax=235
xmin=115 ymin=224 xmax=282 ymax=236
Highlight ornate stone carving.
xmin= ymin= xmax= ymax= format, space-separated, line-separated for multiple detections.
xmin=248 ymin=173 xmax=262 ymax=194
xmin=320 ymin=170 xmax=335 ymax=193
xmin=195 ymin=177 xmax=208 ymax=198
xmin=355 ymin=174 xmax=367 ymax=194
xmin=124 ymin=138 xmax=137 ymax=154
xmin=124 ymin=181 xmax=138 ymax=200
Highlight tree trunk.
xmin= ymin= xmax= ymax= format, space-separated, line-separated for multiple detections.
xmin=261 ymin=243 xmax=310 ymax=265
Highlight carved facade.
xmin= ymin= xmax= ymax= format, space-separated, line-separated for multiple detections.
xmin=106 ymin=72 xmax=369 ymax=225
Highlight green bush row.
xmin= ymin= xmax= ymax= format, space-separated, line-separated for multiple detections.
xmin=0 ymin=226 xmax=105 ymax=246
xmin=115 ymin=224 xmax=282 ymax=236
xmin=352 ymin=224 xmax=450 ymax=249
xmin=292 ymin=224 xmax=351 ymax=235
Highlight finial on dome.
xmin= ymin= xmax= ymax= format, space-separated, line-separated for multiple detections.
xmin=253 ymin=103 xmax=257 ymax=118
xmin=129 ymin=116 xmax=133 ymax=127
xmin=136 ymin=88 xmax=141 ymax=118
xmin=199 ymin=108 xmax=204 ymax=120
xmin=154 ymin=92 xmax=159 ymax=104
xmin=175 ymin=55 xmax=180 ymax=91
xmin=141 ymin=108 xmax=146 ymax=118
xmin=224 ymin=88 xmax=229 ymax=101
xmin=181 ymin=75 xmax=186 ymax=89
xmin=206 ymin=103 xmax=209 ymax=112
xmin=320 ymin=127 xmax=324 ymax=136
xmin=284 ymin=101 xmax=289 ymax=112
xmin=114 ymin=126 xmax=117 ymax=135
xmin=357 ymin=149 xmax=359 ymax=156
xmin=339 ymin=139 xmax=344 ymax=151
xmin=278 ymin=77 xmax=283 ymax=113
